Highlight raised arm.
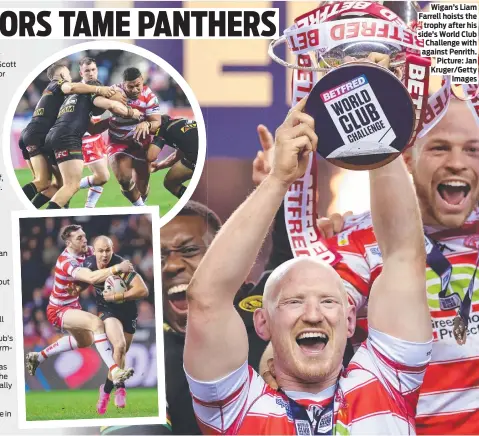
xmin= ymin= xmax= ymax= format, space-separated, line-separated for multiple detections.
xmin=184 ymin=98 xmax=317 ymax=381
xmin=61 ymin=82 xmax=115 ymax=98
xmin=73 ymin=260 xmax=133 ymax=285
xmin=368 ymin=157 xmax=431 ymax=342
xmin=93 ymin=97 xmax=142 ymax=120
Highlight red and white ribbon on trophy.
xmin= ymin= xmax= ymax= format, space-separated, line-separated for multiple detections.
xmin=270 ymin=1 xmax=478 ymax=264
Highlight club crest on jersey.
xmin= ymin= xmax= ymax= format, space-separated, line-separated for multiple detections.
xmin=181 ymin=121 xmax=197 ymax=133
xmin=337 ymin=231 xmax=350 ymax=246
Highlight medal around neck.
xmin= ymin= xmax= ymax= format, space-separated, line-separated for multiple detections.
xmin=305 ymin=62 xmax=414 ymax=170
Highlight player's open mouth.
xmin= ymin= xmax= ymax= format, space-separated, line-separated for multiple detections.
xmin=167 ymin=284 xmax=188 ymax=313
xmin=437 ymin=180 xmax=471 ymax=207
xmin=296 ymin=331 xmax=329 ymax=354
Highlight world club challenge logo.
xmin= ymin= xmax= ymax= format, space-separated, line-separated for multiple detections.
xmin=321 ymin=74 xmax=397 ymax=160
xmin=305 ymin=64 xmax=415 ymax=170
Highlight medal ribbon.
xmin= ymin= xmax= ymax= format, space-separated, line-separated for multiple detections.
xmin=280 ymin=389 xmax=335 ymax=435
xmin=426 ymin=236 xmax=479 ymax=331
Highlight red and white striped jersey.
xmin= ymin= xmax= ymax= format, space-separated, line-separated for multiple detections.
xmin=108 ymin=84 xmax=161 ymax=143
xmin=83 ymin=114 xmax=102 ymax=143
xmin=187 ymin=328 xmax=431 ymax=435
xmin=49 ymin=246 xmax=93 ymax=307
xmin=329 ymin=208 xmax=479 ymax=435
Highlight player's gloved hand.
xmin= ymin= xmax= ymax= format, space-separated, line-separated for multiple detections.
xmin=96 ymin=86 xmax=117 ymax=98
xmin=317 ymin=211 xmax=353 ymax=238
xmin=271 ymin=97 xmax=318 ymax=186
xmin=252 ymin=124 xmax=274 ymax=186
xmin=118 ymin=260 xmax=134 ymax=273
xmin=133 ymin=121 xmax=151 ymax=141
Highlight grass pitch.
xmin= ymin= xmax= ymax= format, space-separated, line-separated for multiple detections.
xmin=15 ymin=168 xmax=181 ymax=216
xmin=26 ymin=387 xmax=159 ymax=421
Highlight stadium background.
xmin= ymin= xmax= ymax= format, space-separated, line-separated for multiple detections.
xmin=20 ymin=214 xmax=158 ymax=420
xmin=11 ymin=49 xmax=195 ymax=213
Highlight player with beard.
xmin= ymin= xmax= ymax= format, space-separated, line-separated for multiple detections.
xmin=77 ymin=236 xmax=148 ymax=414
xmin=20 ymin=63 xmax=116 ymax=205
xmin=147 ymin=116 xmax=198 ymax=199
xmin=25 ymin=225 xmax=134 ymax=385
xmin=253 ymin=97 xmax=479 ymax=435
xmin=183 ymin=98 xmax=432 ymax=435
xmin=43 ymin=79 xmax=142 ymax=209
xmin=99 ymin=201 xmax=268 ymax=435
xmin=107 ymin=67 xmax=162 ymax=206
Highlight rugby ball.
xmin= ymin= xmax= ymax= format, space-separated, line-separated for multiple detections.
xmin=104 ymin=275 xmax=127 ymax=303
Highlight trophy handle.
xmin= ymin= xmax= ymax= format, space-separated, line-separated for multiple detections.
xmin=450 ymin=83 xmax=479 ymax=102
xmin=269 ymin=36 xmax=404 ymax=72
xmin=268 ymin=36 xmax=329 ymax=72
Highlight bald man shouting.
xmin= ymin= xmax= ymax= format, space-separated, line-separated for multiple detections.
xmin=184 ymin=98 xmax=432 ymax=434
xmin=82 ymin=236 xmax=149 ymax=415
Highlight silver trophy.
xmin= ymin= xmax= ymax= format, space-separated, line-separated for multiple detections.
xmin=269 ymin=1 xmax=420 ymax=75
xmin=269 ymin=1 xmax=425 ymax=170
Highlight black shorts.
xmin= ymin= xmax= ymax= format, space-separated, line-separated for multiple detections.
xmin=21 ymin=127 xmax=47 ymax=158
xmin=161 ymin=119 xmax=198 ymax=166
xmin=53 ymin=149 xmax=83 ymax=164
xmin=18 ymin=137 xmax=29 ymax=161
xmin=180 ymin=156 xmax=196 ymax=170
xmin=98 ymin=309 xmax=138 ymax=334
xmin=45 ymin=129 xmax=83 ymax=153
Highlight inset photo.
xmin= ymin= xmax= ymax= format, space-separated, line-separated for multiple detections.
xmin=12 ymin=207 xmax=165 ymax=428
xmin=8 ymin=42 xmax=205 ymax=226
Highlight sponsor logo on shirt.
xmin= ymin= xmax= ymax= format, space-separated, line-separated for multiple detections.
xmin=181 ymin=121 xmax=197 ymax=133
xmin=365 ymin=244 xmax=382 ymax=268
xmin=238 ymin=295 xmax=263 ymax=312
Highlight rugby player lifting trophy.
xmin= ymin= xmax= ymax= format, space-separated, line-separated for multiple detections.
xmin=269 ymin=1 xmax=479 ymax=345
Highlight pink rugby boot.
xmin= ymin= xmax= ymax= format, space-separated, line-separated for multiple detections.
xmin=115 ymin=387 xmax=127 ymax=408
xmin=97 ymin=384 xmax=111 ymax=415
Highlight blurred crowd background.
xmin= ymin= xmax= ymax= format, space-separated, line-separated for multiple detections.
xmin=15 ymin=49 xmax=189 ymax=115
xmin=11 ymin=49 xmax=194 ymax=169
xmin=20 ymin=214 xmax=156 ymax=350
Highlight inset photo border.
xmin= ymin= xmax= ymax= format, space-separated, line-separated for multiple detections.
xmin=4 ymin=41 xmax=206 ymax=228
xmin=12 ymin=206 xmax=166 ymax=429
